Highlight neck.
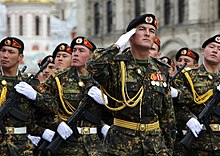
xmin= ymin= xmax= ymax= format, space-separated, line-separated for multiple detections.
xmin=130 ymin=46 xmax=149 ymax=60
xmin=203 ymin=62 xmax=219 ymax=73
xmin=76 ymin=67 xmax=89 ymax=77
xmin=1 ymin=67 xmax=18 ymax=76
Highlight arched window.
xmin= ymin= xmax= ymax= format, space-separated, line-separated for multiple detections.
xmin=19 ymin=15 xmax=23 ymax=35
xmin=107 ymin=1 xmax=113 ymax=33
xmin=164 ymin=0 xmax=171 ymax=25
xmin=135 ymin=0 xmax=141 ymax=16
xmin=178 ymin=0 xmax=185 ymax=23
xmin=35 ymin=16 xmax=40 ymax=36
xmin=94 ymin=3 xmax=100 ymax=35
xmin=47 ymin=17 xmax=50 ymax=36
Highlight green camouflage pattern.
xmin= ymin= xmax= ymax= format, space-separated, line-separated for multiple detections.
xmin=35 ymin=66 xmax=104 ymax=155
xmin=0 ymin=70 xmax=41 ymax=156
xmin=86 ymin=45 xmax=176 ymax=155
xmin=173 ymin=64 xmax=220 ymax=153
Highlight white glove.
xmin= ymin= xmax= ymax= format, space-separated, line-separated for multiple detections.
xmin=42 ymin=129 xmax=55 ymax=142
xmin=217 ymin=84 xmax=220 ymax=91
xmin=186 ymin=117 xmax=203 ymax=137
xmin=115 ymin=28 xmax=136 ymax=50
xmin=27 ymin=134 xmax=41 ymax=146
xmin=171 ymin=86 xmax=178 ymax=98
xmin=57 ymin=121 xmax=73 ymax=140
xmin=87 ymin=86 xmax=108 ymax=105
xmin=14 ymin=81 xmax=37 ymax=100
xmin=101 ymin=124 xmax=110 ymax=138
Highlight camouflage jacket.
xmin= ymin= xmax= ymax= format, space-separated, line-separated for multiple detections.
xmin=173 ymin=64 xmax=220 ymax=151
xmin=86 ymin=45 xmax=176 ymax=155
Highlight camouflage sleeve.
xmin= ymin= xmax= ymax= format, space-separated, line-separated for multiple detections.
xmin=86 ymin=45 xmax=120 ymax=85
xmin=159 ymin=82 xmax=176 ymax=155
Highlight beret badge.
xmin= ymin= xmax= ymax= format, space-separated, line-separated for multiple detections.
xmin=76 ymin=38 xmax=83 ymax=44
xmin=59 ymin=45 xmax=65 ymax=51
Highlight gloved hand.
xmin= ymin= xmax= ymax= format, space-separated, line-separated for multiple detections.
xmin=171 ymin=86 xmax=178 ymax=98
xmin=217 ymin=84 xmax=220 ymax=91
xmin=27 ymin=134 xmax=41 ymax=146
xmin=186 ymin=117 xmax=203 ymax=137
xmin=101 ymin=124 xmax=110 ymax=138
xmin=115 ymin=28 xmax=136 ymax=50
xmin=42 ymin=129 xmax=55 ymax=142
xmin=57 ymin=121 xmax=73 ymax=140
xmin=14 ymin=82 xmax=37 ymax=100
xmin=87 ymin=86 xmax=108 ymax=105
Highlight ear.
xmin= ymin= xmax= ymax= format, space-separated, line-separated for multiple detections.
xmin=18 ymin=54 xmax=24 ymax=62
xmin=201 ymin=48 xmax=205 ymax=55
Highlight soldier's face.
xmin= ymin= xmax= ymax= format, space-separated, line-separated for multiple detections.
xmin=54 ymin=51 xmax=72 ymax=70
xmin=0 ymin=46 xmax=23 ymax=69
xmin=177 ymin=56 xmax=197 ymax=68
xmin=130 ymin=24 xmax=156 ymax=49
xmin=72 ymin=45 xmax=92 ymax=68
xmin=149 ymin=43 xmax=160 ymax=58
xmin=42 ymin=63 xmax=56 ymax=80
xmin=202 ymin=42 xmax=220 ymax=65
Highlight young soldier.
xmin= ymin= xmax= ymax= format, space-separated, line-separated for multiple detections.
xmin=15 ymin=36 xmax=108 ymax=155
xmin=149 ymin=36 xmax=161 ymax=58
xmin=86 ymin=14 xmax=175 ymax=155
xmin=172 ymin=34 xmax=220 ymax=155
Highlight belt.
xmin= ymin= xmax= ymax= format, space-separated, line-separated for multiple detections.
xmin=3 ymin=126 xmax=27 ymax=134
xmin=77 ymin=127 xmax=97 ymax=134
xmin=209 ymin=124 xmax=220 ymax=131
xmin=114 ymin=118 xmax=160 ymax=132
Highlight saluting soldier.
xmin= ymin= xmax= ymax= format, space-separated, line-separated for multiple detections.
xmin=0 ymin=36 xmax=44 ymax=155
xmin=172 ymin=34 xmax=220 ymax=155
xmin=86 ymin=13 xmax=176 ymax=155
xmin=15 ymin=37 xmax=108 ymax=156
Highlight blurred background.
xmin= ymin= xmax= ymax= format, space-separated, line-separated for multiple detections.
xmin=0 ymin=0 xmax=219 ymax=72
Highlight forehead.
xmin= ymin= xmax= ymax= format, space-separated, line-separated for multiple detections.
xmin=73 ymin=45 xmax=90 ymax=51
xmin=1 ymin=45 xmax=19 ymax=52
xmin=178 ymin=55 xmax=194 ymax=61
xmin=136 ymin=23 xmax=156 ymax=30
xmin=56 ymin=51 xmax=71 ymax=56
xmin=206 ymin=42 xmax=220 ymax=48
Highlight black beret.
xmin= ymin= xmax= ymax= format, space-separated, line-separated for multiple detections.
xmin=0 ymin=37 xmax=24 ymax=54
xmin=70 ymin=36 xmax=97 ymax=52
xmin=38 ymin=55 xmax=54 ymax=68
xmin=202 ymin=34 xmax=220 ymax=48
xmin=52 ymin=43 xmax=72 ymax=59
xmin=175 ymin=47 xmax=199 ymax=63
xmin=161 ymin=56 xmax=175 ymax=68
xmin=126 ymin=13 xmax=158 ymax=32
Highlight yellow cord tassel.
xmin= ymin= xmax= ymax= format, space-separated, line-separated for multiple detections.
xmin=0 ymin=86 xmax=7 ymax=106
xmin=184 ymin=72 xmax=213 ymax=104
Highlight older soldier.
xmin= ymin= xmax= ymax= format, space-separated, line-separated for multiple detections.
xmin=172 ymin=34 xmax=220 ymax=155
xmin=0 ymin=37 xmax=41 ymax=155
xmin=15 ymin=36 xmax=107 ymax=156
xmin=86 ymin=13 xmax=176 ymax=155
xmin=149 ymin=36 xmax=161 ymax=58
xmin=52 ymin=43 xmax=73 ymax=70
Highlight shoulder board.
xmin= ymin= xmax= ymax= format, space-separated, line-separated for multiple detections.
xmin=181 ymin=67 xmax=192 ymax=73
xmin=52 ymin=67 xmax=70 ymax=78
xmin=152 ymin=57 xmax=171 ymax=68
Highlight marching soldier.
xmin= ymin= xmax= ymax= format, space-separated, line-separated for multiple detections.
xmin=172 ymin=34 xmax=220 ymax=155
xmin=149 ymin=36 xmax=161 ymax=58
xmin=160 ymin=56 xmax=176 ymax=76
xmin=15 ymin=37 xmax=108 ymax=155
xmin=86 ymin=13 xmax=176 ymax=155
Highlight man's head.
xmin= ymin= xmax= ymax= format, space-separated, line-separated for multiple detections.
xmin=52 ymin=43 xmax=73 ymax=70
xmin=201 ymin=34 xmax=220 ymax=66
xmin=0 ymin=37 xmax=24 ymax=70
xmin=175 ymin=47 xmax=199 ymax=68
xmin=149 ymin=36 xmax=161 ymax=58
xmin=39 ymin=55 xmax=55 ymax=81
xmin=127 ymin=13 xmax=158 ymax=55
xmin=161 ymin=56 xmax=176 ymax=76
xmin=70 ymin=36 xmax=96 ymax=68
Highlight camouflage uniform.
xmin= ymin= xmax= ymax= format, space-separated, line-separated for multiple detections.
xmin=35 ymin=66 xmax=104 ymax=156
xmin=86 ymin=45 xmax=176 ymax=156
xmin=173 ymin=64 xmax=220 ymax=155
xmin=0 ymin=70 xmax=42 ymax=156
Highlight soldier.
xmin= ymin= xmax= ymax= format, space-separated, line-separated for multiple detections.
xmin=38 ymin=55 xmax=55 ymax=82
xmin=172 ymin=34 xmax=220 ymax=155
xmin=52 ymin=43 xmax=73 ymax=70
xmin=15 ymin=36 xmax=108 ymax=155
xmin=149 ymin=36 xmax=161 ymax=58
xmin=86 ymin=13 xmax=176 ymax=155
xmin=160 ymin=56 xmax=176 ymax=76
xmin=0 ymin=36 xmax=44 ymax=155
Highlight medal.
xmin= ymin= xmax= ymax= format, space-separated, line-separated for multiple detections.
xmin=78 ymin=81 xmax=85 ymax=87
xmin=155 ymin=81 xmax=160 ymax=86
xmin=163 ymin=82 xmax=167 ymax=87
xmin=151 ymin=81 xmax=156 ymax=86
xmin=1 ymin=80 xmax=7 ymax=86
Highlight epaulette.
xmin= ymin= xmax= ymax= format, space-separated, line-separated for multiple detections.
xmin=152 ymin=57 xmax=171 ymax=68
xmin=181 ymin=67 xmax=192 ymax=73
xmin=52 ymin=67 xmax=70 ymax=78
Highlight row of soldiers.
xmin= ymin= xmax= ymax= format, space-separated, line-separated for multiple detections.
xmin=0 ymin=13 xmax=219 ymax=156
